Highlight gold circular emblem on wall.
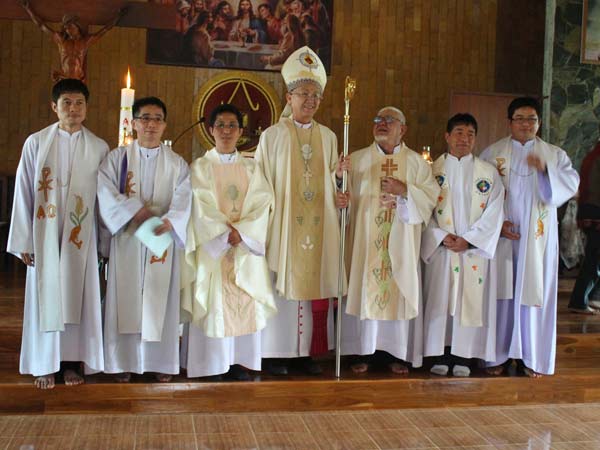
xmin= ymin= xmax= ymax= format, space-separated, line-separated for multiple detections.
xmin=192 ymin=71 xmax=282 ymax=154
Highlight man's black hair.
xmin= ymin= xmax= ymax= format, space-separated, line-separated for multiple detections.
xmin=132 ymin=96 xmax=167 ymax=120
xmin=507 ymin=96 xmax=541 ymax=120
xmin=446 ymin=113 xmax=478 ymax=134
xmin=52 ymin=78 xmax=89 ymax=103
xmin=209 ymin=103 xmax=244 ymax=128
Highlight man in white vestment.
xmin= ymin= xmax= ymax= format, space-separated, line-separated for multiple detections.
xmin=181 ymin=103 xmax=276 ymax=381
xmin=339 ymin=106 xmax=439 ymax=374
xmin=255 ymin=46 xmax=346 ymax=375
xmin=98 ymin=96 xmax=191 ymax=382
xmin=421 ymin=113 xmax=504 ymax=377
xmin=481 ymin=97 xmax=579 ymax=377
xmin=8 ymin=79 xmax=109 ymax=389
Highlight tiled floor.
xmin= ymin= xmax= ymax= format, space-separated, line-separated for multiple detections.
xmin=1 ymin=403 xmax=600 ymax=449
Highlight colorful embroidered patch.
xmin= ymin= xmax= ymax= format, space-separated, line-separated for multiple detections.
xmin=453 ymin=266 xmax=460 ymax=273
xmin=299 ymin=50 xmax=319 ymax=70
xmin=475 ymin=178 xmax=492 ymax=194
xmin=36 ymin=205 xmax=46 ymax=220
xmin=478 ymin=277 xmax=483 ymax=284
xmin=69 ymin=195 xmax=89 ymax=250
xmin=472 ymin=265 xmax=478 ymax=271
xmin=496 ymin=157 xmax=506 ymax=177
xmin=151 ymin=250 xmax=168 ymax=264
xmin=438 ymin=196 xmax=444 ymax=203
xmin=125 ymin=171 xmax=136 ymax=197
xmin=435 ymin=174 xmax=445 ymax=187
xmin=480 ymin=202 xmax=486 ymax=209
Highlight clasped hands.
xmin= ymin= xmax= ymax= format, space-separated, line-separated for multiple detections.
xmin=500 ymin=220 xmax=521 ymax=240
xmin=442 ymin=234 xmax=470 ymax=253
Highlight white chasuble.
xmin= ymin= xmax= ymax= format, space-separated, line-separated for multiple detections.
xmin=345 ymin=143 xmax=439 ymax=321
xmin=255 ymin=118 xmax=345 ymax=300
xmin=23 ymin=124 xmax=105 ymax=331
xmin=430 ymin=154 xmax=497 ymax=326
xmin=181 ymin=149 xmax=275 ymax=338
xmin=256 ymin=118 xmax=342 ymax=358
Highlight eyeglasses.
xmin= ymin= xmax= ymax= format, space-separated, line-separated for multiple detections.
xmin=373 ymin=115 xmax=403 ymax=125
xmin=291 ymin=91 xmax=322 ymax=101
xmin=511 ymin=117 xmax=538 ymax=124
xmin=134 ymin=115 xmax=165 ymax=124
xmin=214 ymin=122 xmax=240 ymax=130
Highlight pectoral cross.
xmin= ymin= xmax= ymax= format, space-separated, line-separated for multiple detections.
xmin=381 ymin=158 xmax=398 ymax=177
xmin=303 ymin=167 xmax=313 ymax=186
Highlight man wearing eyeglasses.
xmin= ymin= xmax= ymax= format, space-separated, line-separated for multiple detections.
xmin=8 ymin=79 xmax=109 ymax=389
xmin=97 ymin=96 xmax=192 ymax=383
xmin=339 ymin=106 xmax=439 ymax=374
xmin=481 ymin=97 xmax=579 ymax=378
xmin=255 ymin=46 xmax=346 ymax=375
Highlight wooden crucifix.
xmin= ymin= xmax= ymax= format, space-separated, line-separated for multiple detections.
xmin=20 ymin=0 xmax=127 ymax=82
xmin=6 ymin=0 xmax=177 ymax=82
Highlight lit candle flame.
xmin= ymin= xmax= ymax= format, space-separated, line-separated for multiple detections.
xmin=126 ymin=67 xmax=131 ymax=89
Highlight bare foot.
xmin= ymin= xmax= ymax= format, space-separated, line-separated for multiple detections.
xmin=63 ymin=369 xmax=84 ymax=386
xmin=350 ymin=362 xmax=369 ymax=374
xmin=523 ymin=367 xmax=543 ymax=378
xmin=485 ymin=365 xmax=504 ymax=376
xmin=155 ymin=373 xmax=172 ymax=382
xmin=389 ymin=362 xmax=408 ymax=375
xmin=115 ymin=372 xmax=131 ymax=383
xmin=34 ymin=374 xmax=55 ymax=390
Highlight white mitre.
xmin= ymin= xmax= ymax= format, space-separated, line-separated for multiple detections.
xmin=280 ymin=46 xmax=327 ymax=118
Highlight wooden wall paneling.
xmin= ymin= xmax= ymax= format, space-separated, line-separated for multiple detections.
xmin=0 ymin=1 xmax=500 ymax=173
xmin=449 ymin=91 xmax=517 ymax=154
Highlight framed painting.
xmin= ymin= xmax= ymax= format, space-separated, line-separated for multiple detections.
xmin=146 ymin=0 xmax=333 ymax=72
xmin=582 ymin=0 xmax=600 ymax=64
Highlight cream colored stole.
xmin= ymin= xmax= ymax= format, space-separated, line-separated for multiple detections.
xmin=432 ymin=155 xmax=495 ymax=327
xmin=285 ymin=119 xmax=325 ymax=300
xmin=212 ymin=162 xmax=256 ymax=336
xmin=33 ymin=124 xmax=97 ymax=332
xmin=364 ymin=152 xmax=405 ymax=320
xmin=486 ymin=137 xmax=552 ymax=307
xmin=114 ymin=143 xmax=178 ymax=342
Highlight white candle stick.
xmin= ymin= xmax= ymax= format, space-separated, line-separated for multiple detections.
xmin=118 ymin=68 xmax=135 ymax=146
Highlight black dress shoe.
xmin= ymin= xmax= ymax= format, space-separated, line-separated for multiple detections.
xmin=227 ymin=365 xmax=251 ymax=381
xmin=302 ymin=358 xmax=323 ymax=375
xmin=267 ymin=360 xmax=289 ymax=376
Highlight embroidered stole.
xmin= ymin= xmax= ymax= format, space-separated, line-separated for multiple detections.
xmin=487 ymin=137 xmax=552 ymax=307
xmin=364 ymin=152 xmax=405 ymax=320
xmin=285 ymin=119 xmax=325 ymax=300
xmin=33 ymin=124 xmax=97 ymax=332
xmin=114 ymin=143 xmax=179 ymax=341
xmin=433 ymin=155 xmax=494 ymax=327
xmin=212 ymin=162 xmax=256 ymax=336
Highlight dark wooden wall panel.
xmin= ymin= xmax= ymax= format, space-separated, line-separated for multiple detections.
xmin=0 ymin=0 xmax=499 ymax=174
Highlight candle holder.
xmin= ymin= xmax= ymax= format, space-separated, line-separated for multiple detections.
xmin=421 ymin=145 xmax=433 ymax=164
